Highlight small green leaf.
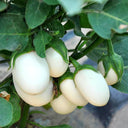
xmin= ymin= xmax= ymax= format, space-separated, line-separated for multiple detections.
xmin=0 ymin=98 xmax=13 ymax=127
xmin=25 ymin=0 xmax=51 ymax=29
xmin=33 ymin=30 xmax=52 ymax=58
xmin=58 ymin=0 xmax=84 ymax=16
xmin=46 ymin=20 xmax=65 ymax=37
xmin=47 ymin=38 xmax=68 ymax=63
xmin=80 ymin=13 xmax=91 ymax=28
xmin=88 ymin=0 xmax=128 ymax=39
xmin=0 ymin=1 xmax=8 ymax=12
xmin=64 ymin=13 xmax=91 ymax=31
xmin=69 ymin=16 xmax=85 ymax=37
xmin=43 ymin=0 xmax=59 ymax=5
xmin=0 ymin=13 xmax=29 ymax=52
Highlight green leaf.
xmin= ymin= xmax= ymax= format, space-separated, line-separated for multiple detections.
xmin=80 ymin=13 xmax=91 ymax=28
xmin=6 ymin=91 xmax=21 ymax=127
xmin=25 ymin=0 xmax=51 ymax=29
xmin=47 ymin=38 xmax=68 ymax=63
xmin=88 ymin=0 xmax=128 ymax=39
xmin=0 ymin=13 xmax=29 ymax=52
xmin=0 ymin=98 xmax=13 ymax=127
xmin=58 ymin=0 xmax=84 ymax=16
xmin=46 ymin=20 xmax=65 ymax=37
xmin=64 ymin=13 xmax=91 ymax=31
xmin=0 ymin=86 xmax=21 ymax=127
xmin=0 ymin=1 xmax=8 ymax=12
xmin=69 ymin=16 xmax=85 ymax=37
xmin=33 ymin=30 xmax=52 ymax=58
xmin=43 ymin=0 xmax=59 ymax=5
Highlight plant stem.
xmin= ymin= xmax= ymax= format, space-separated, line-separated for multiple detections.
xmin=71 ymin=37 xmax=104 ymax=60
xmin=68 ymin=49 xmax=75 ymax=52
xmin=75 ymin=38 xmax=83 ymax=52
xmin=18 ymin=102 xmax=30 ymax=128
xmin=69 ymin=57 xmax=81 ymax=68
xmin=107 ymin=40 xmax=114 ymax=56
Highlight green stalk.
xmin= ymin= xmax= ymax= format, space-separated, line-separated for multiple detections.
xmin=69 ymin=57 xmax=81 ymax=69
xmin=71 ymin=37 xmax=104 ymax=60
xmin=107 ymin=40 xmax=114 ymax=56
xmin=18 ymin=102 xmax=30 ymax=128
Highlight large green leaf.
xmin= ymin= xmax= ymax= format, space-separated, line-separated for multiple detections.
xmin=87 ymin=34 xmax=128 ymax=93
xmin=58 ymin=0 xmax=84 ymax=16
xmin=0 ymin=86 xmax=21 ymax=127
xmin=43 ymin=0 xmax=59 ymax=5
xmin=0 ymin=13 xmax=29 ymax=52
xmin=25 ymin=0 xmax=51 ymax=29
xmin=33 ymin=30 xmax=52 ymax=58
xmin=0 ymin=1 xmax=8 ymax=12
xmin=6 ymin=92 xmax=21 ymax=127
xmin=88 ymin=0 xmax=128 ymax=39
xmin=0 ymin=98 xmax=13 ymax=127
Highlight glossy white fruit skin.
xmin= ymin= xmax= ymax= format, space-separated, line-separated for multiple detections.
xmin=46 ymin=48 xmax=68 ymax=77
xmin=60 ymin=79 xmax=88 ymax=106
xmin=98 ymin=61 xmax=118 ymax=85
xmin=13 ymin=78 xmax=54 ymax=107
xmin=51 ymin=95 xmax=76 ymax=115
xmin=12 ymin=51 xmax=50 ymax=94
xmin=74 ymin=69 xmax=110 ymax=106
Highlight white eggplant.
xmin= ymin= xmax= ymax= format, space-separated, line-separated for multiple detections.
xmin=13 ymin=78 xmax=54 ymax=107
xmin=74 ymin=69 xmax=110 ymax=106
xmin=12 ymin=51 xmax=50 ymax=94
xmin=51 ymin=95 xmax=76 ymax=115
xmin=60 ymin=79 xmax=88 ymax=106
xmin=46 ymin=48 xmax=68 ymax=77
xmin=98 ymin=61 xmax=118 ymax=85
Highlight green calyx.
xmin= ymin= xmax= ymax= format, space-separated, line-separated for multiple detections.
xmin=10 ymin=41 xmax=34 ymax=69
xmin=73 ymin=64 xmax=98 ymax=78
xmin=58 ymin=71 xmax=74 ymax=85
xmin=69 ymin=57 xmax=98 ymax=78
xmin=46 ymin=38 xmax=69 ymax=63
xmin=98 ymin=53 xmax=124 ymax=81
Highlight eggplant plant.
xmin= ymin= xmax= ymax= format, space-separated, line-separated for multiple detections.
xmin=0 ymin=0 xmax=128 ymax=127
